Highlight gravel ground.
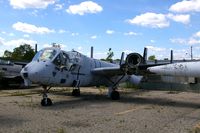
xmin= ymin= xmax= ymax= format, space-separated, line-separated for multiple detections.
xmin=1 ymin=87 xmax=200 ymax=133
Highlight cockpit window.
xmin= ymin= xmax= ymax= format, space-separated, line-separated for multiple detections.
xmin=32 ymin=49 xmax=57 ymax=61
xmin=53 ymin=52 xmax=74 ymax=71
xmin=53 ymin=53 xmax=62 ymax=66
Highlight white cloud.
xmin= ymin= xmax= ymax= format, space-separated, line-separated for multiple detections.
xmin=123 ymin=50 xmax=133 ymax=54
xmin=31 ymin=10 xmax=38 ymax=17
xmin=150 ymin=40 xmax=155 ymax=43
xmin=12 ymin=22 xmax=55 ymax=34
xmin=93 ymin=52 xmax=107 ymax=59
xmin=91 ymin=35 xmax=97 ymax=39
xmin=124 ymin=31 xmax=138 ymax=36
xmin=167 ymin=14 xmax=190 ymax=24
xmin=106 ymin=30 xmax=115 ymax=34
xmin=58 ymin=29 xmax=66 ymax=34
xmin=10 ymin=0 xmax=56 ymax=9
xmin=23 ymin=34 xmax=30 ymax=38
xmin=8 ymin=33 xmax=15 ymax=36
xmin=127 ymin=12 xmax=169 ymax=28
xmin=194 ymin=31 xmax=200 ymax=37
xmin=3 ymin=39 xmax=37 ymax=47
xmin=170 ymin=38 xmax=200 ymax=45
xmin=1 ymin=31 xmax=15 ymax=37
xmin=66 ymin=1 xmax=103 ymax=15
xmin=0 ymin=37 xmax=4 ymax=45
xmin=169 ymin=0 xmax=200 ymax=13
xmin=71 ymin=32 xmax=79 ymax=36
xmin=54 ymin=4 xmax=64 ymax=10
xmin=77 ymin=46 xmax=82 ymax=51
xmin=1 ymin=31 xmax=6 ymax=34
xmin=188 ymin=38 xmax=200 ymax=45
xmin=146 ymin=45 xmax=166 ymax=52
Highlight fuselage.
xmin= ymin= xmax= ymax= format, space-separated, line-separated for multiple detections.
xmin=21 ymin=47 xmax=131 ymax=87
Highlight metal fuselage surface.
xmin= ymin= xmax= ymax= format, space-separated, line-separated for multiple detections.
xmin=21 ymin=47 xmax=131 ymax=87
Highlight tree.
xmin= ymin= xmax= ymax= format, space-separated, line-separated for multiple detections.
xmin=106 ymin=48 xmax=114 ymax=62
xmin=3 ymin=50 xmax=12 ymax=58
xmin=3 ymin=44 xmax=35 ymax=61
xmin=148 ymin=55 xmax=156 ymax=61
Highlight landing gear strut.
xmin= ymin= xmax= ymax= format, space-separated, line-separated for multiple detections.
xmin=72 ymin=80 xmax=80 ymax=96
xmin=108 ymin=75 xmax=126 ymax=100
xmin=41 ymin=86 xmax=52 ymax=106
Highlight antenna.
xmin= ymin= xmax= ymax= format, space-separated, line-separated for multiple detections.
xmin=170 ymin=50 xmax=173 ymax=63
xmin=35 ymin=44 xmax=37 ymax=53
xmin=91 ymin=46 xmax=94 ymax=58
xmin=143 ymin=47 xmax=147 ymax=64
xmin=191 ymin=46 xmax=193 ymax=60
xmin=119 ymin=52 xmax=125 ymax=65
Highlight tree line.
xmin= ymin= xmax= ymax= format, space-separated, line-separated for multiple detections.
xmin=1 ymin=44 xmax=156 ymax=62
xmin=1 ymin=44 xmax=35 ymax=62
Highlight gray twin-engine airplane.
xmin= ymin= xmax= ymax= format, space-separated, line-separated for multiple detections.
xmin=20 ymin=47 xmax=162 ymax=106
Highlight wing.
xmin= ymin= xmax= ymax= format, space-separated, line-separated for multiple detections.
xmin=91 ymin=67 xmax=125 ymax=76
xmin=91 ymin=62 xmax=171 ymax=77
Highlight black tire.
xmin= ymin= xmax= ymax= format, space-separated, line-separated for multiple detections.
xmin=72 ymin=89 xmax=80 ymax=96
xmin=111 ymin=91 xmax=120 ymax=100
xmin=41 ymin=98 xmax=52 ymax=106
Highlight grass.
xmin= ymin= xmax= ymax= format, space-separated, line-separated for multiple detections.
xmin=9 ymin=91 xmax=38 ymax=96
xmin=120 ymin=82 xmax=140 ymax=89
xmin=57 ymin=128 xmax=65 ymax=133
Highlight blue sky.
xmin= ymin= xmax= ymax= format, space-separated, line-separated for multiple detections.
xmin=1 ymin=0 xmax=200 ymax=59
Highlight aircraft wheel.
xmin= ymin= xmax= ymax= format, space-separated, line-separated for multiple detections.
xmin=41 ymin=98 xmax=52 ymax=106
xmin=111 ymin=91 xmax=120 ymax=100
xmin=72 ymin=89 xmax=80 ymax=96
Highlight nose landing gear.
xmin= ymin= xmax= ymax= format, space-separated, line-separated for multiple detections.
xmin=72 ymin=80 xmax=80 ymax=96
xmin=41 ymin=86 xmax=52 ymax=106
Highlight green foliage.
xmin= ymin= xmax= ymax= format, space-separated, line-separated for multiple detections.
xmin=148 ymin=55 xmax=156 ymax=61
xmin=105 ymin=48 xmax=114 ymax=62
xmin=3 ymin=44 xmax=35 ymax=61
xmin=119 ymin=82 xmax=139 ymax=89
xmin=3 ymin=50 xmax=12 ymax=58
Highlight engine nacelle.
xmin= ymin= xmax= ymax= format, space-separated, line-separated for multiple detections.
xmin=125 ymin=53 xmax=143 ymax=68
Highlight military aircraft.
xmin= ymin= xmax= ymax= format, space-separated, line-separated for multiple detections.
xmin=0 ymin=58 xmax=26 ymax=87
xmin=20 ymin=47 xmax=169 ymax=106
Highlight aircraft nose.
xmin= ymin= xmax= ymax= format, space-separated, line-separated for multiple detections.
xmin=21 ymin=61 xmax=52 ymax=84
xmin=21 ymin=66 xmax=32 ymax=86
xmin=21 ymin=62 xmax=48 ymax=85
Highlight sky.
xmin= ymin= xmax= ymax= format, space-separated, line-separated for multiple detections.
xmin=1 ymin=0 xmax=200 ymax=60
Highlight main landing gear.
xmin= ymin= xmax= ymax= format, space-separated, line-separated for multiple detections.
xmin=41 ymin=86 xmax=52 ymax=106
xmin=111 ymin=89 xmax=120 ymax=100
xmin=72 ymin=80 xmax=80 ymax=96
xmin=108 ymin=86 xmax=120 ymax=100
xmin=108 ymin=75 xmax=126 ymax=100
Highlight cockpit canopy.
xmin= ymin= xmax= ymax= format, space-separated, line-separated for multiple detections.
xmin=32 ymin=48 xmax=81 ymax=71
xmin=32 ymin=48 xmax=57 ymax=61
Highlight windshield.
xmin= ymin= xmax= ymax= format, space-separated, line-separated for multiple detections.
xmin=32 ymin=49 xmax=57 ymax=61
